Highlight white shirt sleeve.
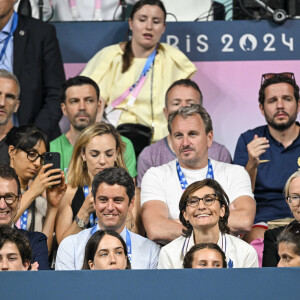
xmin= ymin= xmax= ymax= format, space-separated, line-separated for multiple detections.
xmin=141 ymin=167 xmax=168 ymax=206
xmin=221 ymin=164 xmax=254 ymax=203
xmin=55 ymin=236 xmax=76 ymax=270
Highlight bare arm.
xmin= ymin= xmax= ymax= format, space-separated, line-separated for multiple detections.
xmin=228 ymin=196 xmax=256 ymax=235
xmin=55 ymin=186 xmax=94 ymax=244
xmin=42 ymin=171 xmax=67 ymax=251
xmin=141 ymin=200 xmax=184 ymax=243
xmin=14 ymin=164 xmax=62 ymax=221
xmin=128 ymin=188 xmax=145 ymax=235
xmin=245 ymin=135 xmax=269 ymax=191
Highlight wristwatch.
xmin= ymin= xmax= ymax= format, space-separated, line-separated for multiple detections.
xmin=75 ymin=216 xmax=88 ymax=229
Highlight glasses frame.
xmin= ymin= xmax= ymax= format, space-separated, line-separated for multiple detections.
xmin=20 ymin=148 xmax=45 ymax=163
xmin=286 ymin=194 xmax=300 ymax=207
xmin=186 ymin=193 xmax=218 ymax=208
xmin=261 ymin=72 xmax=295 ymax=87
xmin=0 ymin=193 xmax=19 ymax=205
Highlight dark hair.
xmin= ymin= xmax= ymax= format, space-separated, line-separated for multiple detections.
xmin=168 ymin=104 xmax=213 ymax=135
xmin=82 ymin=230 xmax=131 ymax=270
xmin=60 ymin=75 xmax=100 ymax=103
xmin=0 ymin=225 xmax=32 ymax=266
xmin=0 ymin=164 xmax=21 ymax=196
xmin=92 ymin=167 xmax=135 ymax=204
xmin=6 ymin=125 xmax=49 ymax=152
xmin=122 ymin=0 xmax=166 ymax=73
xmin=259 ymin=75 xmax=300 ymax=106
xmin=179 ymin=179 xmax=230 ymax=237
xmin=183 ymin=243 xmax=227 ymax=268
xmin=165 ymin=79 xmax=203 ymax=108
xmin=277 ymin=223 xmax=300 ymax=256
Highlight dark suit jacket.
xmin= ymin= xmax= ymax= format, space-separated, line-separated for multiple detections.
xmin=262 ymin=220 xmax=297 ymax=267
xmin=13 ymin=14 xmax=65 ymax=140
xmin=17 ymin=228 xmax=50 ymax=270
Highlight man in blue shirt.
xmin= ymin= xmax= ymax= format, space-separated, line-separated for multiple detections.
xmin=234 ymin=73 xmax=300 ymax=243
xmin=56 ymin=167 xmax=160 ymax=270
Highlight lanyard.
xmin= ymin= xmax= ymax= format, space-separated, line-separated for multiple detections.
xmin=69 ymin=0 xmax=102 ymax=21
xmin=105 ymin=48 xmax=157 ymax=115
xmin=0 ymin=12 xmax=18 ymax=63
xmin=83 ymin=185 xmax=97 ymax=227
xmin=90 ymin=226 xmax=132 ymax=262
xmin=20 ymin=186 xmax=28 ymax=230
xmin=20 ymin=209 xmax=28 ymax=230
xmin=176 ymin=159 xmax=214 ymax=190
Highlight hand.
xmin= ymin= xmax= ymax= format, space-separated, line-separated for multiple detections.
xmin=46 ymin=171 xmax=67 ymax=208
xmin=29 ymin=164 xmax=62 ymax=198
xmin=247 ymin=134 xmax=269 ymax=167
xmin=30 ymin=261 xmax=39 ymax=271
xmin=78 ymin=192 xmax=95 ymax=219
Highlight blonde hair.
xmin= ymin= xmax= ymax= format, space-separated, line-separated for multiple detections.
xmin=67 ymin=123 xmax=126 ymax=187
xmin=285 ymin=170 xmax=300 ymax=198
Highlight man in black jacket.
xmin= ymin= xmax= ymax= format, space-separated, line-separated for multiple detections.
xmin=0 ymin=0 xmax=65 ymax=140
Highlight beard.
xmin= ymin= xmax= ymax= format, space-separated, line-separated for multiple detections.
xmin=265 ymin=110 xmax=298 ymax=131
xmin=71 ymin=113 xmax=93 ymax=131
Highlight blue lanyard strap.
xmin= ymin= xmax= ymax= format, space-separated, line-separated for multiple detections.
xmin=83 ymin=185 xmax=97 ymax=227
xmin=176 ymin=159 xmax=214 ymax=190
xmin=126 ymin=228 xmax=132 ymax=262
xmin=20 ymin=209 xmax=28 ymax=230
xmin=0 ymin=12 xmax=18 ymax=62
xmin=90 ymin=226 xmax=132 ymax=262
xmin=20 ymin=185 xmax=28 ymax=230
xmin=129 ymin=48 xmax=157 ymax=92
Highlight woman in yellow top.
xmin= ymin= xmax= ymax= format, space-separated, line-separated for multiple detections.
xmin=81 ymin=0 xmax=196 ymax=142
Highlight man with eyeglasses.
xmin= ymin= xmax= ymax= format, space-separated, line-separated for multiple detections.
xmin=234 ymin=73 xmax=300 ymax=243
xmin=0 ymin=69 xmax=20 ymax=165
xmin=141 ymin=104 xmax=255 ymax=245
xmin=0 ymin=164 xmax=50 ymax=270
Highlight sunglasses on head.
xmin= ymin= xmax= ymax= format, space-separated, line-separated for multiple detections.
xmin=261 ymin=72 xmax=295 ymax=86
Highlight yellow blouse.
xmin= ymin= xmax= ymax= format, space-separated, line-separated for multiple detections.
xmin=81 ymin=43 xmax=196 ymax=142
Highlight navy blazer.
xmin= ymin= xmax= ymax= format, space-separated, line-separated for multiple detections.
xmin=17 ymin=228 xmax=50 ymax=270
xmin=13 ymin=14 xmax=65 ymax=140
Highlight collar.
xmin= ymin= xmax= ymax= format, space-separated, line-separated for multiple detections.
xmin=266 ymin=122 xmax=300 ymax=147
xmin=1 ymin=12 xmax=15 ymax=35
xmin=91 ymin=224 xmax=128 ymax=238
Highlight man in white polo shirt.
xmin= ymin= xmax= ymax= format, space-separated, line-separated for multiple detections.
xmin=141 ymin=104 xmax=256 ymax=244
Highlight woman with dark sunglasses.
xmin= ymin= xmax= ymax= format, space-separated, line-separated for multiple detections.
xmin=6 ymin=125 xmax=66 ymax=251
xmin=158 ymin=179 xmax=258 ymax=269
xmin=263 ymin=171 xmax=300 ymax=267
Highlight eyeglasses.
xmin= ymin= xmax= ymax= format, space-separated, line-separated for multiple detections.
xmin=286 ymin=194 xmax=300 ymax=207
xmin=186 ymin=194 xmax=218 ymax=207
xmin=0 ymin=193 xmax=19 ymax=205
xmin=20 ymin=148 xmax=45 ymax=163
xmin=261 ymin=72 xmax=295 ymax=86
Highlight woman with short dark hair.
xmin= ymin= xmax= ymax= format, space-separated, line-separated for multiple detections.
xmin=158 ymin=179 xmax=258 ymax=269
xmin=7 ymin=125 xmax=66 ymax=251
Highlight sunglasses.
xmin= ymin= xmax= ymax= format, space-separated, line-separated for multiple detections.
xmin=261 ymin=72 xmax=295 ymax=86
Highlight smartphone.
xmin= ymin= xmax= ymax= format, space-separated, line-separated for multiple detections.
xmin=43 ymin=152 xmax=61 ymax=175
